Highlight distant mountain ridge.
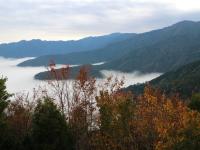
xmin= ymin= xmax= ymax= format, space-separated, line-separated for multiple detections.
xmin=20 ymin=20 xmax=200 ymax=75
xmin=0 ymin=33 xmax=134 ymax=58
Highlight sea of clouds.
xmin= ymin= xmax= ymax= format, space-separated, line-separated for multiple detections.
xmin=0 ymin=57 xmax=46 ymax=93
xmin=0 ymin=57 xmax=161 ymax=94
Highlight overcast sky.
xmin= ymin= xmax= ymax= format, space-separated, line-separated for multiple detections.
xmin=1 ymin=0 xmax=200 ymax=43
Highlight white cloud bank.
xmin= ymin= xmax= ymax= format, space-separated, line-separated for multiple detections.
xmin=0 ymin=57 xmax=46 ymax=93
xmin=0 ymin=58 xmax=161 ymax=94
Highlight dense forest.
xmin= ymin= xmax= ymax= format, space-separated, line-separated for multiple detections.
xmin=1 ymin=66 xmax=200 ymax=150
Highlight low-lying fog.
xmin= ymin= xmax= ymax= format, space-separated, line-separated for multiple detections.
xmin=100 ymin=70 xmax=161 ymax=87
xmin=0 ymin=57 xmax=45 ymax=93
xmin=0 ymin=57 xmax=161 ymax=94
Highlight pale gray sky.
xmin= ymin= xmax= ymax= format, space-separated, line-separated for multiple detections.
xmin=1 ymin=0 xmax=200 ymax=43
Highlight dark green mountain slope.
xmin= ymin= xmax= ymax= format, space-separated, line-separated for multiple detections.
xmin=0 ymin=33 xmax=134 ymax=58
xmin=126 ymin=60 xmax=200 ymax=98
xmin=104 ymin=34 xmax=200 ymax=72
xmin=19 ymin=21 xmax=200 ymax=74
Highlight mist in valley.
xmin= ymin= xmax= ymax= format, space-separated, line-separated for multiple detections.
xmin=0 ymin=57 xmax=46 ymax=93
xmin=0 ymin=57 xmax=161 ymax=94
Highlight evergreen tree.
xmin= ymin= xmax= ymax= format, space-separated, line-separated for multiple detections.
xmin=32 ymin=97 xmax=74 ymax=150
xmin=0 ymin=77 xmax=12 ymax=149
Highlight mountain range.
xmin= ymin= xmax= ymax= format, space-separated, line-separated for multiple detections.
xmin=0 ymin=33 xmax=134 ymax=58
xmin=19 ymin=21 xmax=200 ymax=74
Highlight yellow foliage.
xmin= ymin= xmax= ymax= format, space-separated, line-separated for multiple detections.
xmin=134 ymin=86 xmax=200 ymax=150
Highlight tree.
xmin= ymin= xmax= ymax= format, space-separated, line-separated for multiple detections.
xmin=92 ymin=79 xmax=136 ymax=150
xmin=188 ymin=93 xmax=200 ymax=112
xmin=32 ymin=97 xmax=74 ymax=150
xmin=0 ymin=77 xmax=12 ymax=149
xmin=5 ymin=94 xmax=35 ymax=150
xmin=0 ymin=77 xmax=11 ymax=116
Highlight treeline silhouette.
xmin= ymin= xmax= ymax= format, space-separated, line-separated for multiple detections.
xmin=1 ymin=66 xmax=200 ymax=150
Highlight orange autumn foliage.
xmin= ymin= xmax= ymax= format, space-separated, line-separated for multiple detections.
xmin=134 ymin=85 xmax=200 ymax=150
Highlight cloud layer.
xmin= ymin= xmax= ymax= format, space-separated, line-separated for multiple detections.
xmin=1 ymin=0 xmax=200 ymax=42
xmin=0 ymin=57 xmax=161 ymax=93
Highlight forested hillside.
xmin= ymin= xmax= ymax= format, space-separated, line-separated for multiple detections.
xmin=126 ymin=60 xmax=200 ymax=98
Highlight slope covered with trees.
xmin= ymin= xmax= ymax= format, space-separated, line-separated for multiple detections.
xmin=126 ymin=60 xmax=200 ymax=98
